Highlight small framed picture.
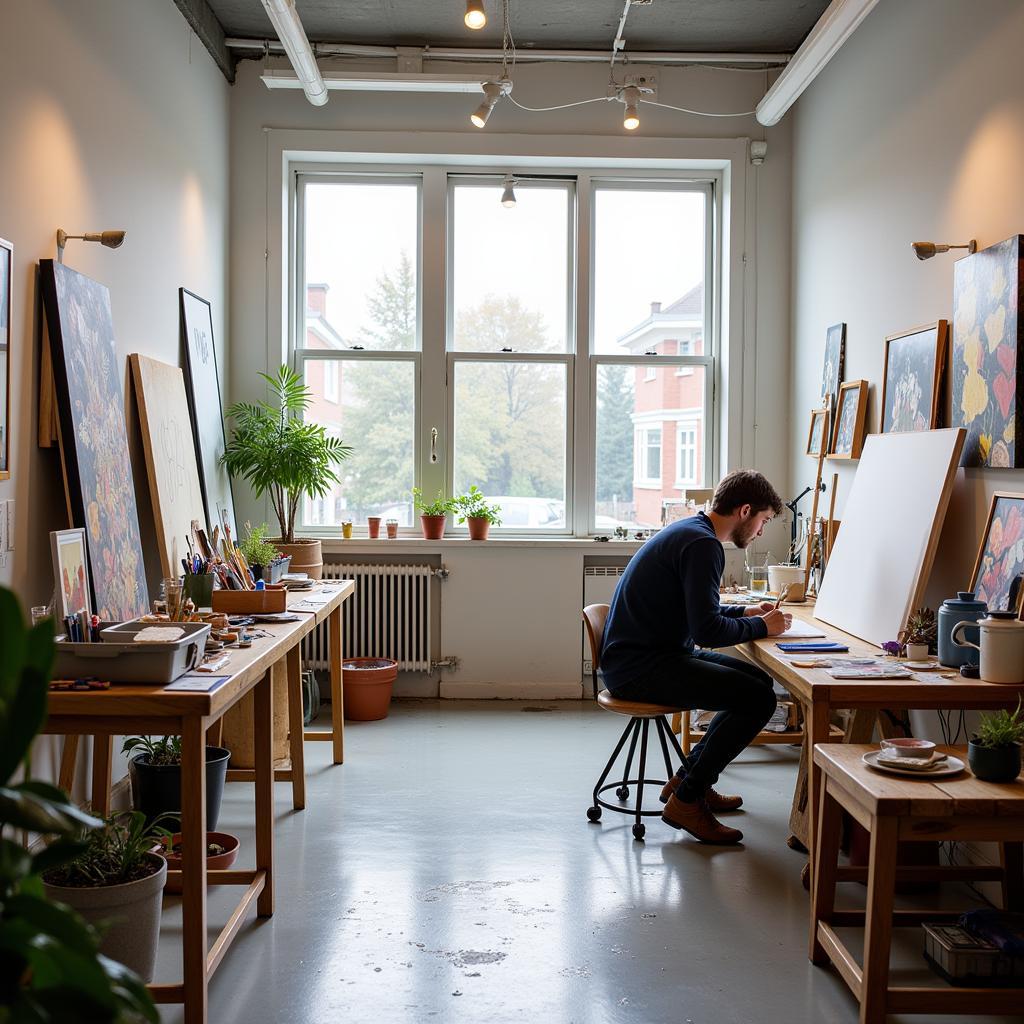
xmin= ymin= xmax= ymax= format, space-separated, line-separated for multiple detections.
xmin=970 ymin=492 xmax=1024 ymax=615
xmin=828 ymin=380 xmax=869 ymax=460
xmin=51 ymin=528 xmax=92 ymax=619
xmin=806 ymin=407 xmax=828 ymax=457
xmin=880 ymin=321 xmax=948 ymax=433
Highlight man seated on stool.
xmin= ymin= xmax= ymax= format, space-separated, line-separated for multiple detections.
xmin=599 ymin=470 xmax=790 ymax=845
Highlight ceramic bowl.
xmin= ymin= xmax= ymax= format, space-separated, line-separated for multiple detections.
xmin=880 ymin=737 xmax=936 ymax=759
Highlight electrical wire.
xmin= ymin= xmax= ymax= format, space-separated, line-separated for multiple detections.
xmin=646 ymin=99 xmax=756 ymax=118
xmin=507 ymin=94 xmax=610 ymax=113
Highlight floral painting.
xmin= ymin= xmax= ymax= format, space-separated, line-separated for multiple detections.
xmin=40 ymin=261 xmax=148 ymax=620
xmin=953 ymin=235 xmax=1024 ymax=467
xmin=820 ymin=323 xmax=845 ymax=412
xmin=880 ymin=323 xmax=946 ymax=433
xmin=971 ymin=493 xmax=1024 ymax=614
xmin=829 ymin=380 xmax=867 ymax=459
xmin=806 ymin=408 xmax=827 ymax=457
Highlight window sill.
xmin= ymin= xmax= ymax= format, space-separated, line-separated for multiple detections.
xmin=319 ymin=536 xmax=647 ymax=555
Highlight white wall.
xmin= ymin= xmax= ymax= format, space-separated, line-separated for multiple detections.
xmin=0 ymin=0 xmax=230 ymax=787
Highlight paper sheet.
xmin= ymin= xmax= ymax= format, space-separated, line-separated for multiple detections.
xmin=775 ymin=619 xmax=827 ymax=639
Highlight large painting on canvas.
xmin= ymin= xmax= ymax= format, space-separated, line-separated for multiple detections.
xmin=180 ymin=289 xmax=235 ymax=538
xmin=40 ymin=261 xmax=148 ymax=620
xmin=880 ymin=322 xmax=947 ymax=434
xmin=970 ymin=492 xmax=1024 ymax=615
xmin=953 ymin=235 xmax=1024 ymax=467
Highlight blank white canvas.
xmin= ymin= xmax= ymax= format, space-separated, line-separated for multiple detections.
xmin=814 ymin=428 xmax=965 ymax=647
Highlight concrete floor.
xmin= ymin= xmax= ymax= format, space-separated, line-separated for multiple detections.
xmin=155 ymin=700 xmax=1005 ymax=1024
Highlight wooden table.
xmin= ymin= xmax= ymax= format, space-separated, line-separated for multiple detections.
xmin=734 ymin=606 xmax=1024 ymax=867
xmin=811 ymin=743 xmax=1024 ymax=1023
xmin=45 ymin=580 xmax=353 ymax=1023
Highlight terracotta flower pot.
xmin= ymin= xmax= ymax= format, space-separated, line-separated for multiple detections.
xmin=420 ymin=514 xmax=446 ymax=540
xmin=162 ymin=831 xmax=240 ymax=894
xmin=273 ymin=538 xmax=322 ymax=580
xmin=466 ymin=516 xmax=491 ymax=540
xmin=343 ymin=657 xmax=398 ymax=721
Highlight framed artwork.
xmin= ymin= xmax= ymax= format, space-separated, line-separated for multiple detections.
xmin=828 ymin=380 xmax=869 ymax=459
xmin=39 ymin=261 xmax=148 ymax=620
xmin=180 ymin=289 xmax=236 ymax=538
xmin=806 ymin=407 xmax=828 ymax=457
xmin=970 ymin=492 xmax=1024 ymax=615
xmin=820 ymin=323 xmax=846 ymax=412
xmin=50 ymin=528 xmax=92 ymax=619
xmin=880 ymin=321 xmax=947 ymax=433
xmin=952 ymin=234 xmax=1024 ymax=467
xmin=0 ymin=237 xmax=10 ymax=480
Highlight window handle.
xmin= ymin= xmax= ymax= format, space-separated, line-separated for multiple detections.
xmin=501 ymin=347 xmax=513 ymax=352
xmin=430 ymin=427 xmax=438 ymax=464
xmin=351 ymin=344 xmax=364 ymax=350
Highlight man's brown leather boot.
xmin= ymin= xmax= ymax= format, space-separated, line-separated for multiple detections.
xmin=661 ymin=793 xmax=743 ymax=844
xmin=660 ymin=776 xmax=743 ymax=811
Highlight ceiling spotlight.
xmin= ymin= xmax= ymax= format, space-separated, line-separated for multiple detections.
xmin=470 ymin=79 xmax=510 ymax=128
xmin=911 ymin=239 xmax=978 ymax=261
xmin=464 ymin=0 xmax=486 ymax=30
xmin=501 ymin=175 xmax=517 ymax=208
xmin=621 ymin=85 xmax=641 ymax=131
xmin=56 ymin=229 xmax=127 ymax=263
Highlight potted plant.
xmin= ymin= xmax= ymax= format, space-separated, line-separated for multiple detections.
xmin=342 ymin=657 xmax=399 ymax=721
xmin=240 ymin=521 xmax=291 ymax=584
xmin=412 ymin=488 xmax=454 ymax=540
xmin=0 ymin=586 xmax=158 ymax=1020
xmin=42 ymin=811 xmax=173 ymax=983
xmin=899 ymin=606 xmax=937 ymax=661
xmin=161 ymin=830 xmax=240 ymax=894
xmin=969 ymin=700 xmax=1024 ymax=782
xmin=122 ymin=735 xmax=231 ymax=832
xmin=222 ymin=366 xmax=352 ymax=579
xmin=454 ymin=485 xmax=503 ymax=540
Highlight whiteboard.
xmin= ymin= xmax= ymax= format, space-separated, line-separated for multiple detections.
xmin=814 ymin=428 xmax=965 ymax=647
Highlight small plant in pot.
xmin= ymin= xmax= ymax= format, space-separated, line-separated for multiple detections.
xmin=899 ymin=606 xmax=937 ymax=661
xmin=969 ymin=700 xmax=1024 ymax=782
xmin=42 ymin=811 xmax=174 ymax=983
xmin=412 ymin=488 xmax=454 ymax=540
xmin=161 ymin=830 xmax=240 ymax=894
xmin=222 ymin=366 xmax=353 ymax=579
xmin=240 ymin=521 xmax=291 ymax=584
xmin=454 ymin=485 xmax=503 ymax=540
xmin=122 ymin=734 xmax=231 ymax=832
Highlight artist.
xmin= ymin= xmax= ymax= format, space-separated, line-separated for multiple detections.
xmin=599 ymin=469 xmax=790 ymax=845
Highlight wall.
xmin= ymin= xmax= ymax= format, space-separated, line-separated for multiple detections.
xmin=0 ymin=0 xmax=230 ymax=785
xmin=229 ymin=56 xmax=793 ymax=692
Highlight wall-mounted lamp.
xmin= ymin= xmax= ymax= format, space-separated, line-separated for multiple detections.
xmin=911 ymin=239 xmax=977 ymax=261
xmin=470 ymin=79 xmax=511 ymax=127
xmin=500 ymin=175 xmax=517 ymax=208
xmin=464 ymin=0 xmax=486 ymax=30
xmin=56 ymin=229 xmax=126 ymax=263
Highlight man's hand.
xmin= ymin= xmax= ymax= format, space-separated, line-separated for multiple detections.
xmin=744 ymin=601 xmax=776 ymax=616
xmin=760 ymin=608 xmax=793 ymax=636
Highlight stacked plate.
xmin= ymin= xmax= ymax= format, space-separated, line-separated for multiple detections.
xmin=862 ymin=750 xmax=966 ymax=778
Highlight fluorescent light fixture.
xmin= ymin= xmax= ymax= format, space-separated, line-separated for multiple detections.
xmin=260 ymin=0 xmax=327 ymax=106
xmin=470 ymin=79 xmax=511 ymax=127
xmin=500 ymin=175 xmax=517 ymax=207
xmin=261 ymin=69 xmax=489 ymax=93
xmin=465 ymin=0 xmax=486 ymax=30
xmin=755 ymin=0 xmax=880 ymax=126
xmin=622 ymin=85 xmax=640 ymax=130
xmin=912 ymin=240 xmax=978 ymax=261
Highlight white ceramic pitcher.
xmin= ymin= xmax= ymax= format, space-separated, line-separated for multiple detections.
xmin=952 ymin=611 xmax=1024 ymax=684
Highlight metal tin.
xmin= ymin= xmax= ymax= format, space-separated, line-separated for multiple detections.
xmin=937 ymin=591 xmax=986 ymax=667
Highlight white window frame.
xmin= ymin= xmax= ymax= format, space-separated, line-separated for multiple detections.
xmin=675 ymin=338 xmax=696 ymax=376
xmin=676 ymin=422 xmax=699 ymax=487
xmin=323 ymin=360 xmax=339 ymax=403
xmin=635 ymin=425 xmax=663 ymax=488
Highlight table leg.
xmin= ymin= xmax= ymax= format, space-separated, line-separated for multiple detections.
xmin=328 ymin=606 xmax=345 ymax=765
xmin=286 ymin=645 xmax=306 ymax=811
xmin=58 ymin=735 xmax=79 ymax=795
xmin=860 ymin=815 xmax=898 ymax=1024
xmin=90 ymin=735 xmax=112 ymax=816
xmin=254 ymin=668 xmax=275 ymax=918
xmin=1000 ymin=842 xmax=1024 ymax=911
xmin=805 ymin=701 xmax=831 ymax=889
xmin=810 ymin=779 xmax=843 ymax=963
xmin=180 ymin=716 xmax=208 ymax=1024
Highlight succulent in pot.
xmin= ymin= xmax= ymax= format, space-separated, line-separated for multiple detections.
xmin=898 ymin=606 xmax=937 ymax=660
xmin=968 ymin=699 xmax=1024 ymax=782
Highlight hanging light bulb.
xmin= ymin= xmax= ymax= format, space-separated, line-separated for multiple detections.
xmin=622 ymin=85 xmax=641 ymax=131
xmin=470 ymin=79 xmax=509 ymax=128
xmin=500 ymin=175 xmax=517 ymax=208
xmin=464 ymin=0 xmax=486 ymax=29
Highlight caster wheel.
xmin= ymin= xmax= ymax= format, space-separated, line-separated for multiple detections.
xmin=632 ymin=823 xmax=646 ymax=840
xmin=587 ymin=806 xmax=602 ymax=822
xmin=615 ymin=785 xmax=630 ymax=800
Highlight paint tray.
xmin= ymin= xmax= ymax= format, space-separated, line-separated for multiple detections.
xmin=54 ymin=620 xmax=210 ymax=684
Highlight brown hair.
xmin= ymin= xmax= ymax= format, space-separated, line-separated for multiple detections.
xmin=711 ymin=470 xmax=783 ymax=516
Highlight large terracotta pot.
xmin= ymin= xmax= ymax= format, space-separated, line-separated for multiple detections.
xmin=420 ymin=515 xmax=446 ymax=540
xmin=343 ymin=657 xmax=398 ymax=721
xmin=467 ymin=516 xmax=490 ymax=541
xmin=273 ymin=538 xmax=322 ymax=580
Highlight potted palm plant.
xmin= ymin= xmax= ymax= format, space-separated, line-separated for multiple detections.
xmin=454 ymin=485 xmax=503 ymax=540
xmin=412 ymin=488 xmax=454 ymax=540
xmin=969 ymin=700 xmax=1024 ymax=782
xmin=222 ymin=366 xmax=352 ymax=579
xmin=0 ymin=586 xmax=157 ymax=1020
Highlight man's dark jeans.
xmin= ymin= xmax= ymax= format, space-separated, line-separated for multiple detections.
xmin=606 ymin=649 xmax=777 ymax=803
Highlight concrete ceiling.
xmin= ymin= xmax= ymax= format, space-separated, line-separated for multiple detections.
xmin=208 ymin=0 xmax=830 ymax=54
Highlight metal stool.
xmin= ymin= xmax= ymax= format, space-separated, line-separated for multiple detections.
xmin=583 ymin=604 xmax=692 ymax=841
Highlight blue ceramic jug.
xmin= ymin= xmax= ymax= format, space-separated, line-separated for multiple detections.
xmin=937 ymin=591 xmax=986 ymax=667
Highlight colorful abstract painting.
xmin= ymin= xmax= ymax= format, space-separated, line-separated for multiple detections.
xmin=880 ymin=322 xmax=946 ymax=433
xmin=40 ymin=261 xmax=148 ymax=620
xmin=971 ymin=492 xmax=1024 ymax=614
xmin=50 ymin=528 xmax=91 ymax=619
xmin=953 ymin=235 xmax=1024 ymax=467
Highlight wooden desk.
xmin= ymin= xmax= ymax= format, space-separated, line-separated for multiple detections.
xmin=811 ymin=743 xmax=1024 ymax=1023
xmin=735 ymin=607 xmax=1024 ymax=869
xmin=45 ymin=580 xmax=353 ymax=1024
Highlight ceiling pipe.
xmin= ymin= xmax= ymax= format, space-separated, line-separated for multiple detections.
xmin=755 ymin=0 xmax=879 ymax=125
xmin=259 ymin=0 xmax=328 ymax=106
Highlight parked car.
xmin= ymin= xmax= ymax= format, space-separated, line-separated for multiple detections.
xmin=488 ymin=496 xmax=565 ymax=529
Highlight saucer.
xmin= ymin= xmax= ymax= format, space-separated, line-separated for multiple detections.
xmin=862 ymin=751 xmax=965 ymax=779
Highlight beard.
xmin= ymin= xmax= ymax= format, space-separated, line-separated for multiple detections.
xmin=729 ymin=521 xmax=759 ymax=549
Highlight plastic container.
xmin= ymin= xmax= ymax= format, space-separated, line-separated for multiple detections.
xmin=54 ymin=620 xmax=210 ymax=684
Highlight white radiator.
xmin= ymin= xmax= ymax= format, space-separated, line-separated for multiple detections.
xmin=583 ymin=565 xmax=627 ymax=674
xmin=302 ymin=563 xmax=434 ymax=672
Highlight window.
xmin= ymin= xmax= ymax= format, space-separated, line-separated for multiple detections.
xmin=636 ymin=427 xmax=662 ymax=486
xmin=675 ymin=339 xmax=695 ymax=376
xmin=676 ymin=425 xmax=698 ymax=486
xmin=323 ymin=361 xmax=339 ymax=403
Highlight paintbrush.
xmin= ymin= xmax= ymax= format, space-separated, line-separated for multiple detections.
xmin=774 ymin=585 xmax=791 ymax=609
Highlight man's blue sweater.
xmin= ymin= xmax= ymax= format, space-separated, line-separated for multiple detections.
xmin=599 ymin=512 xmax=768 ymax=690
